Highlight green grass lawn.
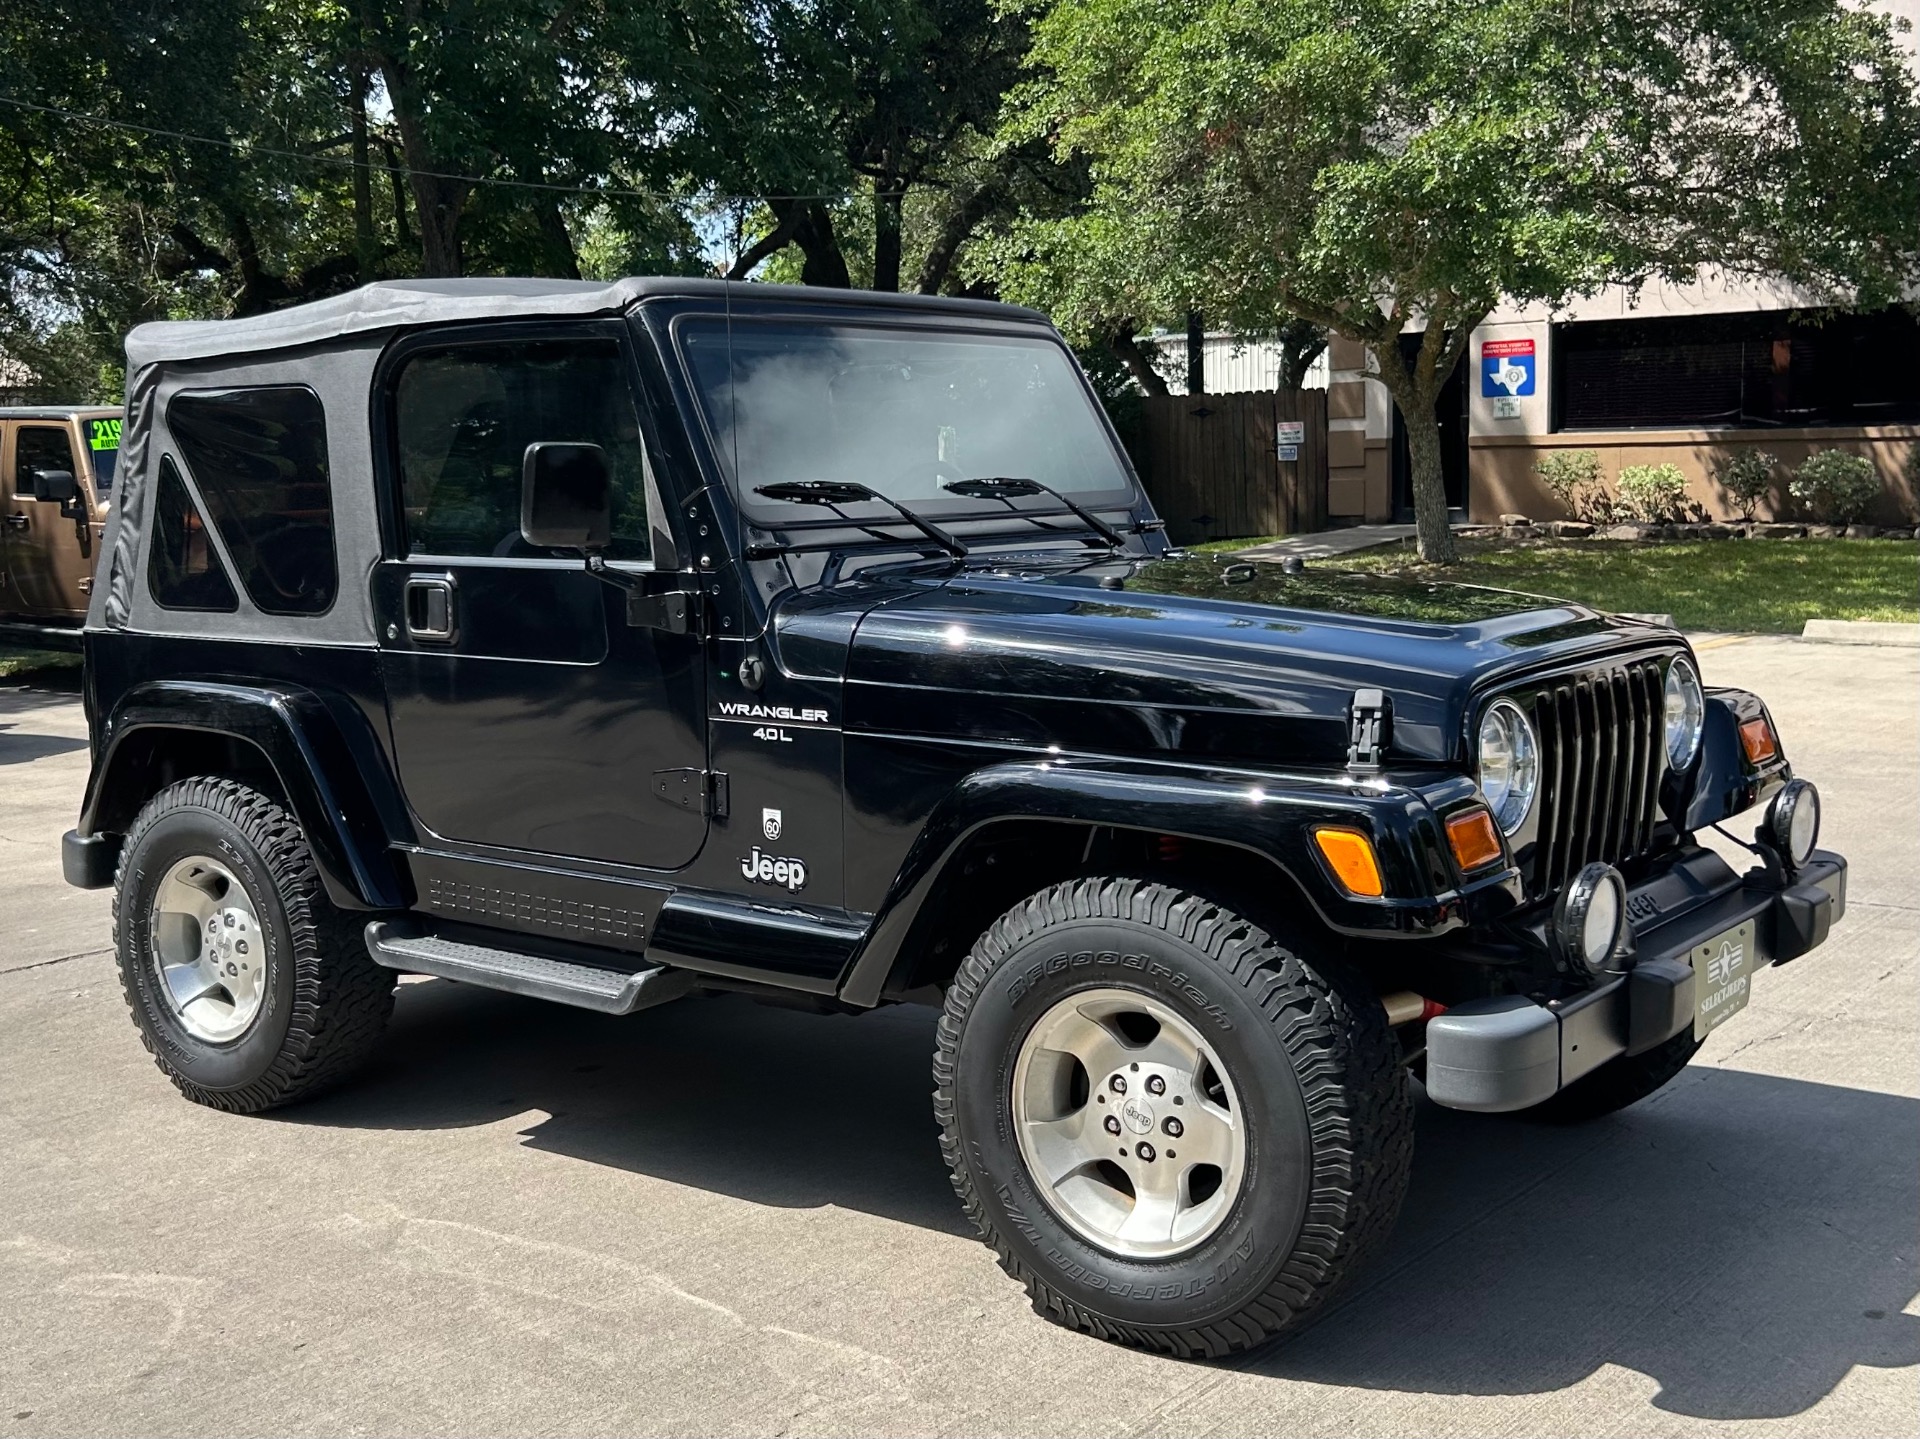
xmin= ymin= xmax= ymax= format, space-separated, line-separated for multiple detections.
xmin=1318 ymin=537 xmax=1920 ymax=633
xmin=0 ymin=645 xmax=84 ymax=681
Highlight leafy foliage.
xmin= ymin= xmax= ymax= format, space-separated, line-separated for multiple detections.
xmin=988 ymin=0 xmax=1920 ymax=561
xmin=1712 ymin=450 xmax=1780 ymax=523
xmin=1789 ymin=450 xmax=1882 ymax=525
xmin=1615 ymin=464 xmax=1691 ymax=524
xmin=1534 ymin=450 xmax=1606 ymax=522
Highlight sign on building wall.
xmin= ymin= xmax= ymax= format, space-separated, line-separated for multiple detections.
xmin=1481 ymin=338 xmax=1536 ymax=397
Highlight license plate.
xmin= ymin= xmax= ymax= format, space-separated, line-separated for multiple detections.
xmin=1690 ymin=919 xmax=1756 ymax=1039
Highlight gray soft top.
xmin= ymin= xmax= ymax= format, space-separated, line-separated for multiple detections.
xmin=124 ymin=276 xmax=1048 ymax=368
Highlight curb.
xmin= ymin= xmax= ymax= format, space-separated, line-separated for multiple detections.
xmin=1801 ymin=619 xmax=1920 ymax=648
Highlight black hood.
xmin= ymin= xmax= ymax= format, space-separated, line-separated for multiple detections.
xmin=819 ymin=552 xmax=1677 ymax=768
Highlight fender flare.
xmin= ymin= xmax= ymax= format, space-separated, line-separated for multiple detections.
xmin=78 ymin=680 xmax=410 ymax=910
xmin=1679 ymin=687 xmax=1789 ymax=831
xmin=836 ymin=758 xmax=1499 ymax=1007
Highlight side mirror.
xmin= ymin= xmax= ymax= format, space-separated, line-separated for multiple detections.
xmin=521 ymin=442 xmax=612 ymax=552
xmin=26 ymin=469 xmax=79 ymax=504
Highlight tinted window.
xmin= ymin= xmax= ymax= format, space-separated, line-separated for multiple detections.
xmin=168 ymin=386 xmax=337 ymax=615
xmin=393 ymin=338 xmax=652 ymax=560
xmin=148 ymin=456 xmax=239 ymax=612
xmin=677 ymin=321 xmax=1132 ymax=515
xmin=83 ymin=415 xmax=121 ymax=491
xmin=13 ymin=426 xmax=77 ymax=497
xmin=1555 ymin=307 xmax=1920 ymax=430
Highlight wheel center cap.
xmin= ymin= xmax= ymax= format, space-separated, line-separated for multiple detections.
xmin=1120 ymin=1095 xmax=1155 ymax=1135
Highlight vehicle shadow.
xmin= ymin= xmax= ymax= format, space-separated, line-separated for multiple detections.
xmin=290 ymin=979 xmax=1919 ymax=1420
xmin=0 ymin=720 xmax=89 ymax=764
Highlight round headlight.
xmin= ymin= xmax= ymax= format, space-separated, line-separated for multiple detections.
xmin=1663 ymin=658 xmax=1705 ymax=770
xmin=1766 ymin=778 xmax=1821 ymax=867
xmin=1477 ymin=699 xmax=1539 ymax=835
xmin=1554 ymin=862 xmax=1628 ymax=977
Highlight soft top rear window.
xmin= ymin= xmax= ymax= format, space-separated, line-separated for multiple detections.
xmin=168 ymin=385 xmax=337 ymax=616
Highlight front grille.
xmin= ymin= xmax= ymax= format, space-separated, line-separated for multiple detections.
xmin=1522 ymin=657 xmax=1667 ymax=894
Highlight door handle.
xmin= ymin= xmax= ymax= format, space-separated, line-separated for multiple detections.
xmin=3 ymin=514 xmax=26 ymax=531
xmin=402 ymin=574 xmax=457 ymax=643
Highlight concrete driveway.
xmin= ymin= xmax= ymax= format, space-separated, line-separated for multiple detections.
xmin=2 ymin=638 xmax=1914 ymax=1437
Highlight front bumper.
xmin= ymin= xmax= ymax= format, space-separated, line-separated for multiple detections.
xmin=1425 ymin=848 xmax=1847 ymax=1112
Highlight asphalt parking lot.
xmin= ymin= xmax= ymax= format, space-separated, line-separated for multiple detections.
xmin=3 ymin=635 xmax=1915 ymax=1437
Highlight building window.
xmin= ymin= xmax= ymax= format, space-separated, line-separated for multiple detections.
xmin=391 ymin=337 xmax=653 ymax=561
xmin=167 ymin=385 xmax=338 ymax=615
xmin=148 ymin=456 xmax=239 ymax=612
xmin=1554 ymin=307 xmax=1920 ymax=432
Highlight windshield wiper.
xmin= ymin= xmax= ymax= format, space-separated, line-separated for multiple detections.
xmin=941 ymin=476 xmax=1128 ymax=548
xmin=752 ymin=480 xmax=969 ymax=559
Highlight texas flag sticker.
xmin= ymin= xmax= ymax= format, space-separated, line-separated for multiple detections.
xmin=1481 ymin=338 xmax=1536 ymax=397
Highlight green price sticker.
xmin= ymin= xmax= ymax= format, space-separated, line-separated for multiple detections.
xmin=87 ymin=417 xmax=122 ymax=451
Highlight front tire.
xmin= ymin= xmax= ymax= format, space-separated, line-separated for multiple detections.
xmin=935 ymin=878 xmax=1412 ymax=1357
xmin=114 ymin=777 xmax=394 ymax=1112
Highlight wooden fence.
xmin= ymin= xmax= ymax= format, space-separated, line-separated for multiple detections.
xmin=1135 ymin=389 xmax=1328 ymax=545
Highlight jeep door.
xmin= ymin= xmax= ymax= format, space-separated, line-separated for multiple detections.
xmin=373 ymin=323 xmax=709 ymax=871
xmin=2 ymin=420 xmax=94 ymax=620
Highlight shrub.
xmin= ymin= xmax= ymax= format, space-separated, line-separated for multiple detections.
xmin=1713 ymin=450 xmax=1778 ymax=522
xmin=1615 ymin=463 xmax=1691 ymax=523
xmin=1789 ymin=450 xmax=1880 ymax=525
xmin=1534 ymin=449 xmax=1604 ymax=521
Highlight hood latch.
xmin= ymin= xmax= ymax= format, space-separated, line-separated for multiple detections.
xmin=1347 ymin=688 xmax=1392 ymax=773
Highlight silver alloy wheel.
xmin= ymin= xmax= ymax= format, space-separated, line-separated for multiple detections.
xmin=1011 ymin=987 xmax=1248 ymax=1259
xmin=148 ymin=855 xmax=267 ymax=1044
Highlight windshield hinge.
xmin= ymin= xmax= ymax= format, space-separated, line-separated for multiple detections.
xmin=1346 ymin=689 xmax=1392 ymax=773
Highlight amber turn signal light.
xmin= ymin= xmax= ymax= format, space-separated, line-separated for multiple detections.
xmin=1739 ymin=716 xmax=1780 ymax=766
xmin=1313 ymin=827 xmax=1384 ymax=897
xmin=1446 ymin=808 xmax=1504 ymax=873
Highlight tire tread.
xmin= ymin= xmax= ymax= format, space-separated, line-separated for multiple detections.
xmin=934 ymin=876 xmax=1413 ymax=1358
xmin=114 ymin=777 xmax=393 ymax=1113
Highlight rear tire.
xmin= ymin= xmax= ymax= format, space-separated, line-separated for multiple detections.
xmin=114 ymin=777 xmax=394 ymax=1112
xmin=934 ymin=878 xmax=1412 ymax=1357
xmin=1527 ymin=1027 xmax=1703 ymax=1123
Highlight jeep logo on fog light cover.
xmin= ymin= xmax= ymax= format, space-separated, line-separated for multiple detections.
xmin=741 ymin=847 xmax=808 ymax=892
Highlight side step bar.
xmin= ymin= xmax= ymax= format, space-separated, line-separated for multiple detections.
xmin=365 ymin=922 xmax=694 ymax=1015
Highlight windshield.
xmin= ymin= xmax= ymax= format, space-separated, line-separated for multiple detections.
xmin=677 ymin=320 xmax=1134 ymax=519
xmin=83 ymin=414 xmax=121 ymax=492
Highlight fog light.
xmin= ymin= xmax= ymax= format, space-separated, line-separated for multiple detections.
xmin=1765 ymin=779 xmax=1821 ymax=868
xmin=1554 ymin=862 xmax=1628 ymax=978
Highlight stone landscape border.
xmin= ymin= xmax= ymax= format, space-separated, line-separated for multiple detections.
xmin=1468 ymin=517 xmax=1920 ymax=542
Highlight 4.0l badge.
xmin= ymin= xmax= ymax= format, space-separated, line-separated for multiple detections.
xmin=741 ymin=847 xmax=808 ymax=892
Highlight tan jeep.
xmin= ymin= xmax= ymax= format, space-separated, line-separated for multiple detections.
xmin=0 ymin=406 xmax=120 ymax=638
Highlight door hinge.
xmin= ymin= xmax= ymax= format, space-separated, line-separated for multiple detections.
xmin=1346 ymin=688 xmax=1392 ymax=773
xmin=627 ymin=589 xmax=697 ymax=635
xmin=651 ymin=768 xmax=728 ymax=818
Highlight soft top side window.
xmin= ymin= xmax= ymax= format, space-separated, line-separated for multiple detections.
xmin=147 ymin=455 xmax=240 ymax=613
xmin=168 ymin=385 xmax=338 ymax=616
xmin=391 ymin=337 xmax=653 ymax=562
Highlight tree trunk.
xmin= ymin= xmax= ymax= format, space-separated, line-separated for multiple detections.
xmin=534 ymin=198 xmax=580 ymax=279
xmin=1109 ymin=327 xmax=1170 ymax=397
xmin=1185 ymin=310 xmax=1204 ymax=394
xmin=793 ymin=202 xmax=851 ymax=288
xmin=871 ymin=183 xmax=903 ymax=292
xmin=349 ymin=64 xmax=377 ymax=282
xmin=377 ymin=55 xmax=470 ymax=277
xmin=1400 ymin=396 xmax=1456 ymax=563
xmin=915 ymin=180 xmax=1000 ymax=294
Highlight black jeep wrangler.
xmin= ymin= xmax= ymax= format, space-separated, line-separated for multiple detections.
xmin=63 ymin=278 xmax=1846 ymax=1356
